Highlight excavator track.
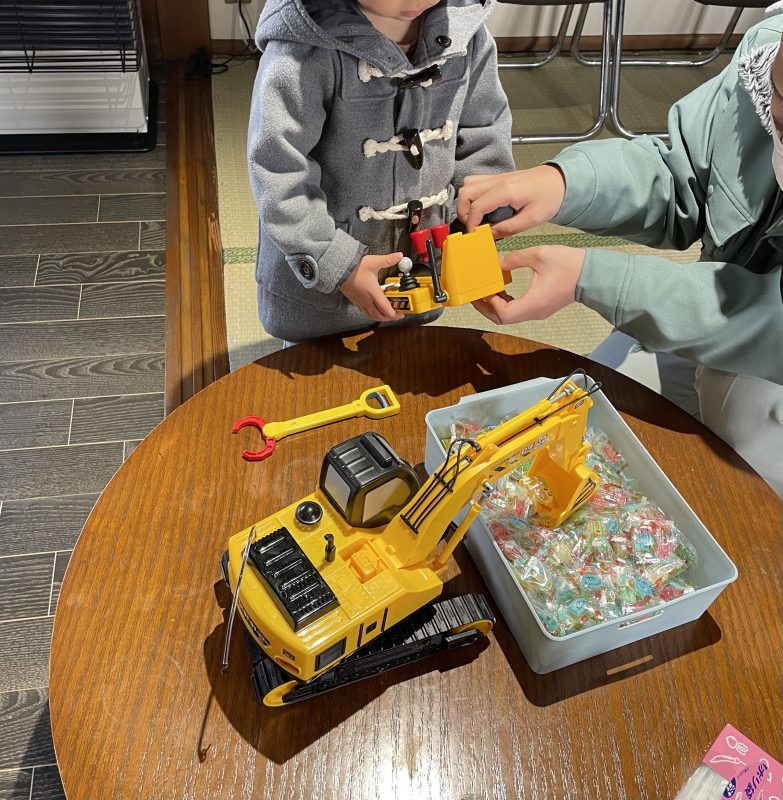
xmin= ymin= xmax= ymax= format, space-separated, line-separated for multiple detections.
xmin=244 ymin=593 xmax=495 ymax=706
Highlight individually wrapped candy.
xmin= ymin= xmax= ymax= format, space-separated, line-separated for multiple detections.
xmin=442 ymin=418 xmax=698 ymax=637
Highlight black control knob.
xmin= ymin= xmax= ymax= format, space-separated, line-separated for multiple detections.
xmin=295 ymin=501 xmax=323 ymax=525
xmin=449 ymin=205 xmax=516 ymax=235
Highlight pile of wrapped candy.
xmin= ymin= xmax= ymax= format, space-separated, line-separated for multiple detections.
xmin=442 ymin=422 xmax=698 ymax=637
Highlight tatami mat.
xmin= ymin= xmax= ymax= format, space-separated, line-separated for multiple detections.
xmin=213 ymin=51 xmax=725 ymax=370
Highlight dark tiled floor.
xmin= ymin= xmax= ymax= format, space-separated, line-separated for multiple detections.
xmin=0 ymin=80 xmax=166 ymax=797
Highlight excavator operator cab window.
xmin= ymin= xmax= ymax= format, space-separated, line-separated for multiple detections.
xmin=319 ymin=432 xmax=420 ymax=528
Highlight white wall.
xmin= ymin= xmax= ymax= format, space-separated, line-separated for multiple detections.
xmin=209 ymin=0 xmax=765 ymax=43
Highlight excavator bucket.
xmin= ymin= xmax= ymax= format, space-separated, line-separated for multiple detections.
xmin=527 ymin=447 xmax=598 ymax=528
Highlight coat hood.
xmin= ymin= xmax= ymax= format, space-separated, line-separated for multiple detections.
xmin=738 ymin=41 xmax=779 ymax=134
xmin=255 ymin=0 xmax=496 ymax=73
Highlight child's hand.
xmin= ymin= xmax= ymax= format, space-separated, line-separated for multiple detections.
xmin=472 ymin=246 xmax=585 ymax=324
xmin=457 ymin=166 xmax=566 ymax=237
xmin=340 ymin=252 xmax=405 ymax=323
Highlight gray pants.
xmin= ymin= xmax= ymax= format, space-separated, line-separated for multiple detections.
xmin=589 ymin=331 xmax=783 ymax=499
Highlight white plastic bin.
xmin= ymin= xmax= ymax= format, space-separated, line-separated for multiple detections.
xmin=424 ymin=375 xmax=738 ymax=673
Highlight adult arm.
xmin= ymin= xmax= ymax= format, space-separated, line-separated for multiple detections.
xmin=578 ymin=249 xmax=783 ymax=385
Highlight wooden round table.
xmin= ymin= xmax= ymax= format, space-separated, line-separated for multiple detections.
xmin=50 ymin=327 xmax=783 ymax=799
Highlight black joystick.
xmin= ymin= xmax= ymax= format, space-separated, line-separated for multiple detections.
xmin=324 ymin=534 xmax=336 ymax=563
xmin=397 ymin=256 xmax=419 ymax=291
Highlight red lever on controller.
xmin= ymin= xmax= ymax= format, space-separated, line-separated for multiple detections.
xmin=410 ymin=228 xmax=431 ymax=261
xmin=430 ymin=224 xmax=449 ymax=249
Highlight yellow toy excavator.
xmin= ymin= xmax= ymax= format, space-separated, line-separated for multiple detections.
xmin=221 ymin=375 xmax=601 ymax=706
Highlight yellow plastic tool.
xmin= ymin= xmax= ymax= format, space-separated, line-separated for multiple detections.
xmin=232 ymin=385 xmax=401 ymax=461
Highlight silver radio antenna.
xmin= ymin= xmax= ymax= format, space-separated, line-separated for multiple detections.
xmin=221 ymin=525 xmax=255 ymax=672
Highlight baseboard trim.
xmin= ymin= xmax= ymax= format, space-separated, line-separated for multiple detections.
xmin=495 ymin=32 xmax=743 ymax=53
xmin=214 ymin=32 xmax=743 ymax=56
xmin=165 ymin=61 xmax=230 ymax=414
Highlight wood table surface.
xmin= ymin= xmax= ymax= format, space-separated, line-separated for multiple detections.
xmin=49 ymin=326 xmax=783 ymax=800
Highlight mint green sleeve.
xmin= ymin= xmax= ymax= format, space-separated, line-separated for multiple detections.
xmin=548 ymin=80 xmax=722 ymax=249
xmin=548 ymin=23 xmax=775 ymax=247
xmin=577 ymin=249 xmax=783 ymax=385
xmin=546 ymin=20 xmax=783 ymax=384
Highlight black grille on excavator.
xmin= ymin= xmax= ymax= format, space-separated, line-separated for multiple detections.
xmin=248 ymin=527 xmax=339 ymax=632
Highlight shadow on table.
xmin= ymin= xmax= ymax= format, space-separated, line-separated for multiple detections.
xmin=201 ymin=578 xmax=489 ymax=764
xmin=251 ymin=326 xmax=758 ymax=484
xmin=493 ymin=600 xmax=723 ymax=708
xmin=445 ymin=546 xmax=724 ymax=708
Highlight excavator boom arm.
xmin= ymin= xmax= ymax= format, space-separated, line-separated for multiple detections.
xmin=382 ymin=380 xmax=599 ymax=568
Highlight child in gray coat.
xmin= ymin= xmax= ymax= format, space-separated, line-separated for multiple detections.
xmin=248 ymin=0 xmax=515 ymax=342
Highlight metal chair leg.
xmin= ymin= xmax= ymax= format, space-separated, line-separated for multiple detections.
xmin=570 ymin=4 xmax=599 ymax=66
xmin=572 ymin=2 xmax=742 ymax=67
xmin=608 ymin=0 xmax=669 ymax=139
xmin=511 ymin=0 xmax=612 ymax=143
xmin=498 ymin=4 xmax=574 ymax=69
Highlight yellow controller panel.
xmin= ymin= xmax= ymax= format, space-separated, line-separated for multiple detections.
xmin=384 ymin=223 xmax=511 ymax=315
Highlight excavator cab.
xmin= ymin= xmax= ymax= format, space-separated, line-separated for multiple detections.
xmin=319 ymin=432 xmax=420 ymax=528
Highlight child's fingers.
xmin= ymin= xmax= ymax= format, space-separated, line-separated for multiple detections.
xmin=367 ymin=252 xmax=404 ymax=274
xmin=369 ymin=289 xmax=403 ymax=321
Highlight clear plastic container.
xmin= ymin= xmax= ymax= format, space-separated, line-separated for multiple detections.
xmin=424 ymin=375 xmax=738 ymax=674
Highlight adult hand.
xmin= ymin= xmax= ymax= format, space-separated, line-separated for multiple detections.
xmin=340 ymin=252 xmax=405 ymax=322
xmin=457 ymin=165 xmax=567 ymax=237
xmin=473 ymin=246 xmax=585 ymax=324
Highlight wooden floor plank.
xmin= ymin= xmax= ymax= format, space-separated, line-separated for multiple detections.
xmin=0 ymin=317 xmax=164 ymax=362
xmin=0 ymin=286 xmax=81 ymax=324
xmin=0 ymin=148 xmax=166 ymax=173
xmin=0 ymin=618 xmax=53 ymax=692
xmin=30 ymin=765 xmax=66 ymax=800
xmin=0 ymin=689 xmax=56 ymax=770
xmin=0 ymin=222 xmax=141 ymax=258
xmin=79 ymin=281 xmax=165 ymax=319
xmin=70 ymin=393 xmax=164 ymax=444
xmin=0 ymin=196 xmax=99 ymax=226
xmin=0 ymin=768 xmax=32 ymax=800
xmin=0 ymin=495 xmax=99 ymax=558
xmin=140 ymin=221 xmax=166 ymax=248
xmin=0 ymin=353 xmax=164 ymax=403
xmin=0 ymin=168 xmax=165 ymax=199
xmin=0 ymin=554 xmax=54 ymax=622
xmin=0 ymin=256 xmax=39 ymax=288
xmin=98 ymin=194 xmax=166 ymax=223
xmin=0 ymin=443 xmax=123 ymax=501
xmin=0 ymin=399 xmax=72 ymax=450
xmin=36 ymin=250 xmax=164 ymax=285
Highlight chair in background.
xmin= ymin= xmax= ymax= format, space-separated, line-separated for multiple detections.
xmin=570 ymin=0 xmax=774 ymax=138
xmin=496 ymin=0 xmax=614 ymax=143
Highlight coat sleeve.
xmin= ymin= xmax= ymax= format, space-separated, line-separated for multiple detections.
xmin=547 ymin=20 xmax=783 ymax=384
xmin=451 ymin=26 xmax=515 ymax=190
xmin=547 ymin=77 xmax=722 ymax=250
xmin=247 ymin=44 xmax=366 ymax=294
xmin=577 ymin=249 xmax=783 ymax=385
xmin=548 ymin=22 xmax=779 ymax=247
